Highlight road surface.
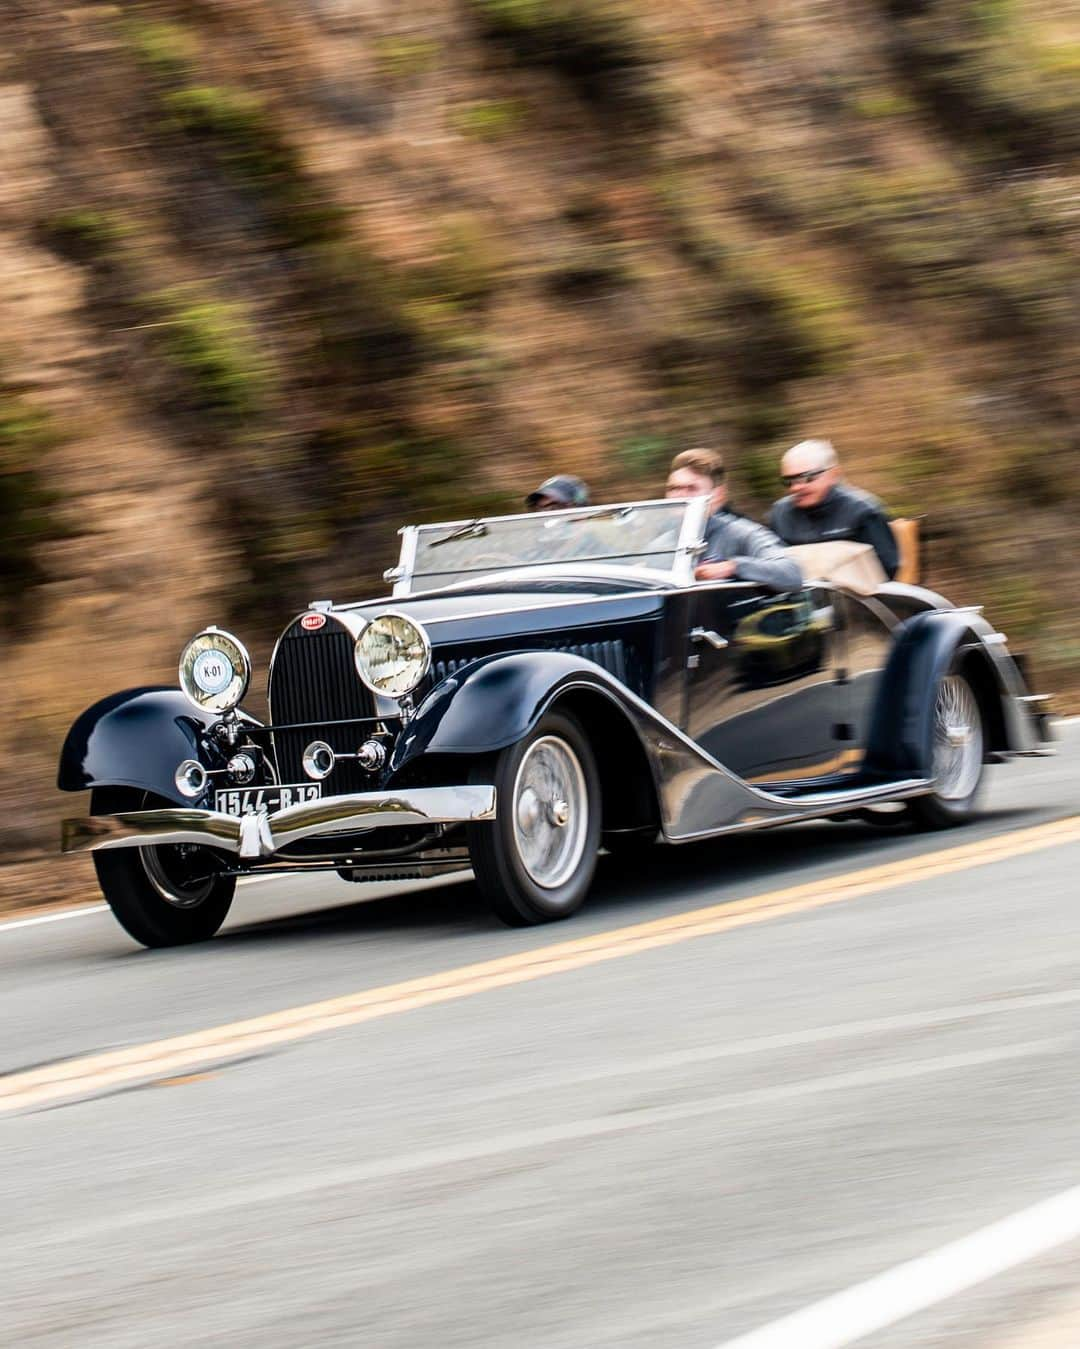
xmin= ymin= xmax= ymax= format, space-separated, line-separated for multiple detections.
xmin=2 ymin=725 xmax=1078 ymax=1347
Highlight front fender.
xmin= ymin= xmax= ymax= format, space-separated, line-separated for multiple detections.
xmin=58 ymin=687 xmax=235 ymax=802
xmin=391 ymin=651 xmax=631 ymax=772
xmin=863 ymin=609 xmax=1031 ymax=779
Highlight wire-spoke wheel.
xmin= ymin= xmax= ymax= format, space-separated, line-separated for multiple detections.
xmin=90 ymin=787 xmax=235 ymax=947
xmin=468 ymin=711 xmax=601 ymax=926
xmin=909 ymin=671 xmax=986 ymax=830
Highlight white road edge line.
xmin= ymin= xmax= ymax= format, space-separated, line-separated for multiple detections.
xmin=0 ymin=904 xmax=109 ymax=932
xmin=715 ymin=1181 xmax=1080 ymax=1349
xmin=0 ymin=875 xmax=283 ymax=932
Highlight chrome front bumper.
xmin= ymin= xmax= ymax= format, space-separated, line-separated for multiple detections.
xmin=62 ymin=786 xmax=497 ymax=860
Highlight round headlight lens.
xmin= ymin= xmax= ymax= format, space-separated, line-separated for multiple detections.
xmin=354 ymin=613 xmax=431 ymax=697
xmin=179 ymin=628 xmax=251 ymax=714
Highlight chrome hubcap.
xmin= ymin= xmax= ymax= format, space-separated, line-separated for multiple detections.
xmin=512 ymin=736 xmax=588 ymax=890
xmin=932 ymin=676 xmax=983 ymax=801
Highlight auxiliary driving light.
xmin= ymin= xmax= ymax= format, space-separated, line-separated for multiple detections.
xmin=178 ymin=627 xmax=251 ymax=714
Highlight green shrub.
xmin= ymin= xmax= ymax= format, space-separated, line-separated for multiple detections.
xmin=41 ymin=209 xmax=128 ymax=263
xmin=162 ymin=84 xmax=346 ymax=247
xmin=731 ymin=400 xmax=796 ymax=450
xmin=452 ymin=99 xmax=527 ymax=141
xmin=541 ymin=240 xmax=634 ymax=298
xmin=465 ymin=0 xmax=666 ymax=130
xmin=615 ymin=435 xmax=670 ymax=478
xmin=374 ymin=36 xmax=440 ymax=80
xmin=883 ymin=0 xmax=1080 ymax=165
xmin=0 ymin=385 xmax=66 ymax=626
xmin=124 ymin=19 xmax=199 ymax=79
xmin=995 ymin=441 xmax=1066 ymax=509
xmin=735 ymin=444 xmax=785 ymax=502
xmin=407 ymin=217 xmax=504 ymax=312
xmin=304 ymin=242 xmax=427 ymax=388
xmin=152 ymin=291 xmax=270 ymax=423
xmin=850 ymin=86 xmax=918 ymax=120
xmin=164 ymin=85 xmax=298 ymax=182
xmin=719 ymin=266 xmax=851 ymax=395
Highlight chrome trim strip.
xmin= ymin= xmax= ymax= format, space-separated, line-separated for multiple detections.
xmin=666 ymin=778 xmax=934 ymax=843
xmin=416 ymin=586 xmax=671 ymax=627
xmin=62 ymin=786 xmax=498 ymax=859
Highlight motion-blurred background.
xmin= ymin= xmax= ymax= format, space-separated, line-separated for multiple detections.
xmin=1 ymin=0 xmax=1077 ymax=903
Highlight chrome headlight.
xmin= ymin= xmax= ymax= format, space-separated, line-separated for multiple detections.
xmin=354 ymin=612 xmax=431 ymax=698
xmin=178 ymin=627 xmax=251 ymax=714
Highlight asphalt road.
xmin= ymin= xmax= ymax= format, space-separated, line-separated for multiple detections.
xmin=2 ymin=725 xmax=1078 ymax=1347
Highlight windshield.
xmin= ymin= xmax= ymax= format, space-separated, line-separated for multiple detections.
xmin=393 ymin=499 xmax=704 ymax=595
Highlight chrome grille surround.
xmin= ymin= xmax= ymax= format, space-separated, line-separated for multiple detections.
xmin=268 ymin=615 xmax=376 ymax=791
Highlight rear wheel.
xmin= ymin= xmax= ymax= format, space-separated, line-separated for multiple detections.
xmin=468 ymin=711 xmax=600 ymax=926
xmin=908 ymin=672 xmax=985 ymax=829
xmin=90 ymin=788 xmax=235 ymax=948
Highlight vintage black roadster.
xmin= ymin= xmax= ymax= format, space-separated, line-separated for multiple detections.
xmin=59 ymin=496 xmax=1052 ymax=946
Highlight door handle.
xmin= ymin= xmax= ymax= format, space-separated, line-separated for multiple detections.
xmin=691 ymin=627 xmax=729 ymax=650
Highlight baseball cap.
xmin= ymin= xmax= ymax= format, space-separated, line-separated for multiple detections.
xmin=525 ymin=475 xmax=591 ymax=508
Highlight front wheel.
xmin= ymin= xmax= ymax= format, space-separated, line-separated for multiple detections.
xmin=907 ymin=672 xmax=986 ymax=829
xmin=468 ymin=711 xmax=601 ymax=926
xmin=90 ymin=788 xmax=236 ymax=948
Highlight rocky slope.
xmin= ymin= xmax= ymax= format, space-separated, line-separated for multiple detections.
xmin=1 ymin=0 xmax=1077 ymax=896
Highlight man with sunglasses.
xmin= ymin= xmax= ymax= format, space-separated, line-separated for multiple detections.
xmin=770 ymin=439 xmax=899 ymax=579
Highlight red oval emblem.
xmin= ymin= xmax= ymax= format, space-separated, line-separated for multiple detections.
xmin=300 ymin=613 xmax=326 ymax=631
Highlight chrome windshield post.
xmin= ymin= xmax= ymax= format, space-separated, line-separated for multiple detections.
xmin=672 ymin=495 xmax=711 ymax=586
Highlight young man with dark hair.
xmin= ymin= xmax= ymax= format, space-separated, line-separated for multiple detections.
xmin=665 ymin=448 xmax=801 ymax=593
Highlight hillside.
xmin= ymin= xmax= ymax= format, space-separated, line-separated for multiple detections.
xmin=1 ymin=0 xmax=1077 ymax=900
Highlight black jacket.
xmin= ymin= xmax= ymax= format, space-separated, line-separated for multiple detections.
xmin=769 ymin=484 xmax=898 ymax=579
xmin=702 ymin=511 xmax=803 ymax=594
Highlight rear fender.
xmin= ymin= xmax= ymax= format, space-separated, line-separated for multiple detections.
xmin=57 ymin=687 xmax=248 ymax=803
xmin=863 ymin=610 xmax=1033 ymax=779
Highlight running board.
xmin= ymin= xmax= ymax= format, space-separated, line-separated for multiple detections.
xmin=663 ymin=777 xmax=933 ymax=844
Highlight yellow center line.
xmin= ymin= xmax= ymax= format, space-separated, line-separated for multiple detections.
xmin=3 ymin=814 xmax=1079 ymax=1115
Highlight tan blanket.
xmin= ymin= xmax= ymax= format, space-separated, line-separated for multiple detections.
xmin=786 ymin=540 xmax=888 ymax=595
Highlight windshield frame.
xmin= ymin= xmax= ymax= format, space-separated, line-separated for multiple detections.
xmin=388 ymin=496 xmax=711 ymax=597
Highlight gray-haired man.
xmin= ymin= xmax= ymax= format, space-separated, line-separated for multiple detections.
xmin=770 ymin=439 xmax=899 ymax=580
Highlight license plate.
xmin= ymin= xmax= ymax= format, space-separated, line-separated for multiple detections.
xmin=215 ymin=784 xmax=322 ymax=816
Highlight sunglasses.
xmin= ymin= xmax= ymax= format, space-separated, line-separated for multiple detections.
xmin=782 ymin=468 xmax=828 ymax=487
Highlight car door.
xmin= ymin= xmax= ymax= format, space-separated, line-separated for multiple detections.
xmin=832 ymin=590 xmax=898 ymax=775
xmin=684 ymin=582 xmax=848 ymax=783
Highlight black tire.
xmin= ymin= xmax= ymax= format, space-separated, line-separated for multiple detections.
xmin=467 ymin=711 xmax=601 ymax=926
xmin=907 ymin=670 xmax=986 ymax=830
xmin=90 ymin=788 xmax=236 ymax=948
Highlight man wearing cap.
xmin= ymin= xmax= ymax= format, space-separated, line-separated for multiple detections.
xmin=665 ymin=448 xmax=802 ymax=594
xmin=770 ymin=439 xmax=898 ymax=579
xmin=526 ymin=475 xmax=591 ymax=512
